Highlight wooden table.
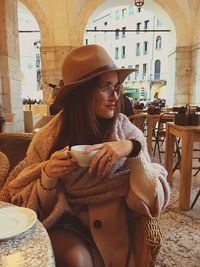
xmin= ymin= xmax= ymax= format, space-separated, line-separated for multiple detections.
xmin=0 ymin=201 xmax=55 ymax=267
xmin=165 ymin=123 xmax=200 ymax=210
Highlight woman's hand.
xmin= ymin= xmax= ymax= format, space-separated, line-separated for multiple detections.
xmin=44 ymin=146 xmax=79 ymax=179
xmin=83 ymin=140 xmax=133 ymax=176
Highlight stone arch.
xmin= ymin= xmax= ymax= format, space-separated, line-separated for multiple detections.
xmin=19 ymin=0 xmax=54 ymax=45
xmin=74 ymin=0 xmax=177 ymax=105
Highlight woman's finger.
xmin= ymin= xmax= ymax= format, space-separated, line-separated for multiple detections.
xmin=82 ymin=143 xmax=103 ymax=153
xmin=89 ymin=146 xmax=108 ymax=174
xmin=51 ymin=146 xmax=71 ymax=160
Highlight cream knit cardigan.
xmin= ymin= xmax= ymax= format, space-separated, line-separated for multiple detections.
xmin=9 ymin=113 xmax=170 ymax=229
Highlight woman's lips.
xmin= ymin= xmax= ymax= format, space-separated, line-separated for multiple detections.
xmin=106 ymin=104 xmax=115 ymax=110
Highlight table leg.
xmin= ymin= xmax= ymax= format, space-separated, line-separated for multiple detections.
xmin=165 ymin=125 xmax=175 ymax=185
xmin=147 ymin=123 xmax=153 ymax=156
xmin=179 ymin=133 xmax=193 ymax=210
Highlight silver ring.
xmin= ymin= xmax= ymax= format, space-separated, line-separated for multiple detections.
xmin=105 ymin=155 xmax=112 ymax=163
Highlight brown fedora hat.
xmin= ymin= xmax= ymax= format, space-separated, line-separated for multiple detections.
xmin=55 ymin=44 xmax=137 ymax=106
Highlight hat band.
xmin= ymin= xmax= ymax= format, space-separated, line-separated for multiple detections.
xmin=79 ymin=63 xmax=118 ymax=80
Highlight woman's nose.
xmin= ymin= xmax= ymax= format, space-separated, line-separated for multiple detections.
xmin=109 ymin=90 xmax=119 ymax=101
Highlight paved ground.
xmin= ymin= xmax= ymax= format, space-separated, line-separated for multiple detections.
xmin=152 ymin=144 xmax=200 ymax=267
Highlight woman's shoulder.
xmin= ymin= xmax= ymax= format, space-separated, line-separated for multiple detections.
xmin=116 ymin=113 xmax=131 ymax=125
xmin=34 ymin=113 xmax=62 ymax=139
xmin=28 ymin=112 xmax=62 ymax=158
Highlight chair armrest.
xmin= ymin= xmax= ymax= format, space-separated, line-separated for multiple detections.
xmin=131 ymin=215 xmax=162 ymax=267
xmin=0 ymin=158 xmax=28 ymax=202
xmin=0 ymin=152 xmax=10 ymax=190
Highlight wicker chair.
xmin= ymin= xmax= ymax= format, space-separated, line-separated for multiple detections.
xmin=0 ymin=163 xmax=162 ymax=267
xmin=0 ymin=132 xmax=33 ymax=172
xmin=153 ymin=113 xmax=175 ymax=162
xmin=128 ymin=113 xmax=147 ymax=132
xmin=0 ymin=133 xmax=162 ymax=267
xmin=0 ymin=152 xmax=10 ymax=190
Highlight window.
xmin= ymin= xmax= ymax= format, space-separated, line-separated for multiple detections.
xmin=156 ymin=36 xmax=162 ymax=49
xmin=115 ymin=47 xmax=119 ymax=59
xmin=104 ymin=21 xmax=107 ymax=26
xmin=135 ymin=64 xmax=139 ymax=80
xmin=136 ymin=43 xmax=140 ymax=56
xmin=136 ymin=22 xmax=141 ymax=34
xmin=143 ymin=41 xmax=148 ymax=54
xmin=156 ymin=18 xmax=162 ymax=27
xmin=127 ymin=65 xmax=133 ymax=81
xmin=115 ymin=29 xmax=120 ymax=40
xmin=128 ymin=5 xmax=134 ymax=15
xmin=154 ymin=60 xmax=161 ymax=80
xmin=34 ymin=40 xmax=41 ymax=88
xmin=122 ymin=8 xmax=127 ymax=18
xmin=122 ymin=27 xmax=126 ymax=38
xmin=142 ymin=64 xmax=147 ymax=79
xmin=144 ymin=20 xmax=149 ymax=30
xmin=121 ymin=46 xmax=126 ymax=58
xmin=85 ymin=38 xmax=88 ymax=45
xmin=115 ymin=10 xmax=120 ymax=20
xmin=104 ymin=32 xmax=107 ymax=42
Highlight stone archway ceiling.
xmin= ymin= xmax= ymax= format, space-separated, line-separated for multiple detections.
xmin=18 ymin=2 xmax=39 ymax=33
xmin=19 ymin=0 xmax=54 ymax=45
xmin=154 ymin=0 xmax=200 ymax=46
xmin=81 ymin=0 xmax=175 ymax=47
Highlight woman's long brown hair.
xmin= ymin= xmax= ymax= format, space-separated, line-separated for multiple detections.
xmin=48 ymin=76 xmax=122 ymax=156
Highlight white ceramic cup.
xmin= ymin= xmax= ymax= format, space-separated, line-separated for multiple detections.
xmin=69 ymin=145 xmax=98 ymax=167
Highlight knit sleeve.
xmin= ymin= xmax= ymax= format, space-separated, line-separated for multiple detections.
xmin=116 ymin=113 xmax=170 ymax=217
xmin=126 ymin=152 xmax=170 ymax=218
xmin=117 ymin=113 xmax=151 ymax=161
xmin=8 ymin=114 xmax=72 ymax=229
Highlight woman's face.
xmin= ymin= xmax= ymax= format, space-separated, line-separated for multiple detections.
xmin=94 ymin=71 xmax=120 ymax=119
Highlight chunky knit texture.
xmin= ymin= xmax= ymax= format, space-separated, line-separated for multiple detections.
xmin=0 ymin=152 xmax=10 ymax=189
xmin=8 ymin=112 xmax=170 ymax=229
xmin=130 ymin=151 xmax=167 ymax=208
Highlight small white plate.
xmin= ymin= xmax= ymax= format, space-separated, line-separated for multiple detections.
xmin=0 ymin=206 xmax=37 ymax=240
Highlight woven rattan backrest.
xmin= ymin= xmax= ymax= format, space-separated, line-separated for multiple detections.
xmin=0 ymin=132 xmax=33 ymax=172
xmin=128 ymin=113 xmax=147 ymax=132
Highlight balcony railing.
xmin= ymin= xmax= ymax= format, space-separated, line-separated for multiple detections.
xmin=128 ymin=72 xmax=168 ymax=82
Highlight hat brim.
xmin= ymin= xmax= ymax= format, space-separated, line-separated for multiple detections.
xmin=54 ymin=67 xmax=137 ymax=107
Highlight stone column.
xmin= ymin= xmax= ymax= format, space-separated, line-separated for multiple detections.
xmin=40 ymin=45 xmax=74 ymax=103
xmin=168 ymin=46 xmax=192 ymax=106
xmin=0 ymin=0 xmax=24 ymax=131
xmin=191 ymin=43 xmax=200 ymax=106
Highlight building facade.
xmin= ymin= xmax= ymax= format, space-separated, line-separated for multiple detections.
xmin=1 ymin=0 xmax=200 ymax=131
xmin=84 ymin=4 xmax=170 ymax=101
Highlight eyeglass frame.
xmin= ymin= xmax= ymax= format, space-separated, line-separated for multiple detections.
xmin=97 ymin=82 xmax=123 ymax=100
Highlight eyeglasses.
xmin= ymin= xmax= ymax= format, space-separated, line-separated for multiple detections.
xmin=97 ymin=82 xmax=122 ymax=100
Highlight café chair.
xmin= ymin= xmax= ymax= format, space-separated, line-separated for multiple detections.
xmin=128 ymin=113 xmax=147 ymax=132
xmin=0 ymin=132 xmax=33 ymax=172
xmin=0 ymin=155 xmax=163 ymax=267
xmin=0 ymin=152 xmax=10 ymax=190
xmin=153 ymin=113 xmax=175 ymax=162
xmin=0 ymin=158 xmax=27 ymax=202
xmin=190 ymin=188 xmax=200 ymax=209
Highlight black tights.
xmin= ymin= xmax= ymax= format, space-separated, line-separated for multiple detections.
xmin=48 ymin=228 xmax=104 ymax=267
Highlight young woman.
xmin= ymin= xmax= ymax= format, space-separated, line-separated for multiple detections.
xmin=9 ymin=45 xmax=170 ymax=267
